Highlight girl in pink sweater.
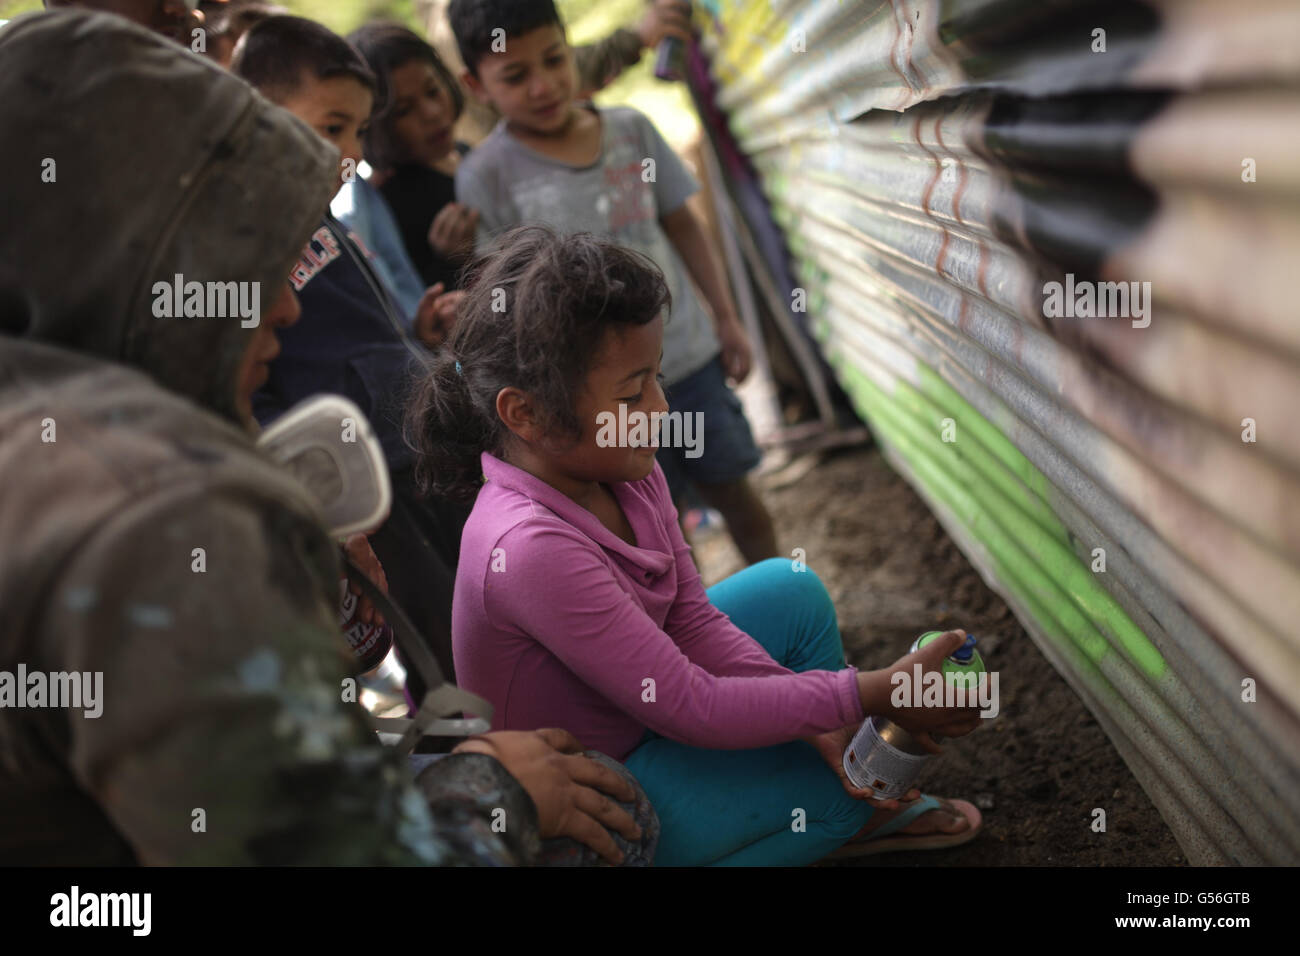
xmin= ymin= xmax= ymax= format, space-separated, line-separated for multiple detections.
xmin=406 ymin=226 xmax=984 ymax=865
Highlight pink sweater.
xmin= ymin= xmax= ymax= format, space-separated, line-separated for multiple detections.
xmin=452 ymin=452 xmax=865 ymax=761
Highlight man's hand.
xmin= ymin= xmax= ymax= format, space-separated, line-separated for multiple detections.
xmin=427 ymin=202 xmax=479 ymax=261
xmin=453 ymin=728 xmax=643 ymax=864
xmin=802 ymin=724 xmax=922 ymax=807
xmin=414 ymin=283 xmax=465 ymax=350
xmin=715 ymin=312 xmax=753 ymax=383
xmin=342 ymin=533 xmax=387 ymax=628
xmin=637 ymin=0 xmax=693 ymax=51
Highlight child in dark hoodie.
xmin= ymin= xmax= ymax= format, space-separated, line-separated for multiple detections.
xmin=233 ymin=15 xmax=468 ymax=688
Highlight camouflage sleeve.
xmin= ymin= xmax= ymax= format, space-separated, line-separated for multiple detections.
xmin=44 ymin=489 xmax=535 ymax=865
xmin=414 ymin=754 xmax=542 ymax=865
xmin=572 ymin=28 xmax=644 ymax=97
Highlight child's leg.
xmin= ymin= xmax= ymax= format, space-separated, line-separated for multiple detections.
xmin=704 ymin=556 xmax=847 ymax=672
xmin=661 ymin=356 xmax=776 ymax=563
xmin=696 ymin=476 xmax=778 ymax=565
xmin=622 ymin=557 xmax=870 ymax=866
xmin=624 ymin=736 xmax=870 ymax=866
xmin=705 ymin=559 xmax=981 ymax=857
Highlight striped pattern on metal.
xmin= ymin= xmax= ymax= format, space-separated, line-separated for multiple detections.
xmin=695 ymin=0 xmax=1300 ymax=864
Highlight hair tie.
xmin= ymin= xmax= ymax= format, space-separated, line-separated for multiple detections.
xmin=454 ymin=360 xmax=463 ymax=375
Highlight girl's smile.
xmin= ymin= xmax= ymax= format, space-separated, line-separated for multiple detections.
xmin=500 ymin=316 xmax=668 ymax=509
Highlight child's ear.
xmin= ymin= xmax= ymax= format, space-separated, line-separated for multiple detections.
xmin=496 ymin=386 xmax=540 ymax=442
xmin=461 ymin=68 xmax=491 ymax=104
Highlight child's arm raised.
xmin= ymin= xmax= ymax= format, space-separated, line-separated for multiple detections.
xmin=571 ymin=0 xmax=692 ymax=97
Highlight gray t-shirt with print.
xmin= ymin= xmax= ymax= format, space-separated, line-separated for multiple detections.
xmin=455 ymin=105 xmax=719 ymax=386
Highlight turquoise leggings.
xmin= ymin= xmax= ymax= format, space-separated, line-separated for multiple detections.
xmin=623 ymin=558 xmax=874 ymax=866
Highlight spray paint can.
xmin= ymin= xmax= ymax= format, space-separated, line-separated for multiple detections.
xmin=653 ymin=4 xmax=691 ymax=82
xmin=653 ymin=35 xmax=686 ymax=81
xmin=841 ymin=631 xmax=984 ymax=798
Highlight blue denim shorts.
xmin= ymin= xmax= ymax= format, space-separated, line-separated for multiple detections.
xmin=655 ymin=354 xmax=762 ymax=502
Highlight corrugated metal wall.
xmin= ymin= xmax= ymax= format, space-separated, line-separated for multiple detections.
xmin=693 ymin=0 xmax=1300 ymax=864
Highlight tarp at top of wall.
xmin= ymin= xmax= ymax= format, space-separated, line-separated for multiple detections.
xmin=693 ymin=0 xmax=1300 ymax=864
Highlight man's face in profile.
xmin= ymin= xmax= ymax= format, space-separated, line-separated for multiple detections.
xmin=234 ymin=282 xmax=301 ymax=426
xmin=44 ymin=0 xmax=199 ymax=45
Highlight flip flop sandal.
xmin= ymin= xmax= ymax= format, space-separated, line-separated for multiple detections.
xmin=823 ymin=794 xmax=983 ymax=860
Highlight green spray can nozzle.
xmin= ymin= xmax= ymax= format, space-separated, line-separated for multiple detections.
xmin=951 ymin=634 xmax=977 ymax=663
xmin=912 ymin=631 xmax=985 ymax=686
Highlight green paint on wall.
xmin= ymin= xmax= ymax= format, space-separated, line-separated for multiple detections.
xmin=824 ymin=345 xmax=1166 ymax=682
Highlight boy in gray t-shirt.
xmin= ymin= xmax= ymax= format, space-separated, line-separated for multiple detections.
xmin=458 ymin=104 xmax=717 ymax=388
xmin=449 ymin=0 xmax=778 ymax=564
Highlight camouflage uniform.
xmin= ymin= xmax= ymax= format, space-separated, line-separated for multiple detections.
xmin=0 ymin=10 xmax=546 ymax=866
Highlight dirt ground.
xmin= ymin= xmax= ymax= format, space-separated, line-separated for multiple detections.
xmin=692 ymin=442 xmax=1187 ymax=866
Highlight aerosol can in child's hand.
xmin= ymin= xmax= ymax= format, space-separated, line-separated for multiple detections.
xmin=841 ymin=631 xmax=985 ymax=799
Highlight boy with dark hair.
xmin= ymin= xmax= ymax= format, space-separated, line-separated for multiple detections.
xmin=448 ymin=0 xmax=779 ymax=566
xmin=233 ymin=15 xmax=467 ymax=689
xmin=339 ymin=8 xmax=689 ymax=324
xmin=447 ymin=0 xmax=558 ymax=70
xmin=229 ymin=8 xmax=373 ymax=95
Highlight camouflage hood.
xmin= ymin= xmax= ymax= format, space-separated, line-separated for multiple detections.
xmin=0 ymin=8 xmax=337 ymax=422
